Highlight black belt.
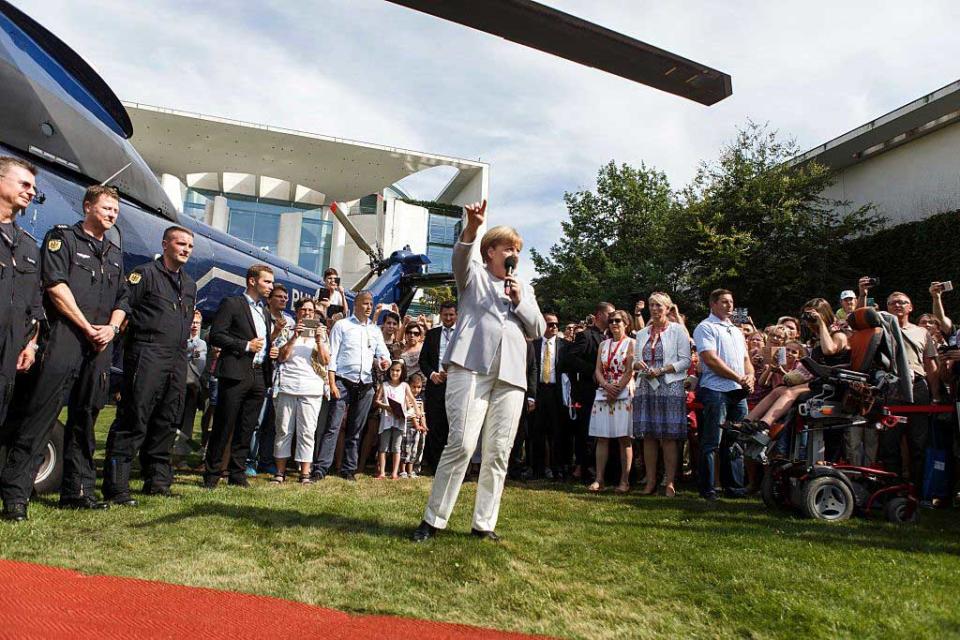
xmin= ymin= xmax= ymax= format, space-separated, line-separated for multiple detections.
xmin=336 ymin=375 xmax=371 ymax=390
xmin=252 ymin=362 xmax=263 ymax=370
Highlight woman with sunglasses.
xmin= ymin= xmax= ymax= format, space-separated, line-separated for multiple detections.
xmin=588 ymin=309 xmax=635 ymax=493
xmin=400 ymin=321 xmax=426 ymax=380
xmin=272 ymin=297 xmax=330 ymax=484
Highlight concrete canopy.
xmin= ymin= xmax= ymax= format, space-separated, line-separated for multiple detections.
xmin=123 ymin=102 xmax=487 ymax=204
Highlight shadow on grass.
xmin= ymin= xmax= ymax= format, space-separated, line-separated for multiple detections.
xmin=132 ymin=502 xmax=437 ymax=541
xmin=567 ymin=489 xmax=960 ymax=556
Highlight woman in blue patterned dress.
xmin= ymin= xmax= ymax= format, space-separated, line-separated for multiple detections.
xmin=633 ymin=293 xmax=692 ymax=497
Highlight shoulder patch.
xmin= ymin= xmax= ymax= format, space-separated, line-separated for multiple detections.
xmin=47 ymin=238 xmax=62 ymax=252
xmin=128 ymin=272 xmax=142 ymax=285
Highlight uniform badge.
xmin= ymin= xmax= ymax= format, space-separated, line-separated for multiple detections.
xmin=128 ymin=272 xmax=142 ymax=285
xmin=47 ymin=239 xmax=62 ymax=252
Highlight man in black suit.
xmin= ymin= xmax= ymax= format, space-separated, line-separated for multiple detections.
xmin=419 ymin=301 xmax=457 ymax=472
xmin=530 ymin=313 xmax=568 ymax=480
xmin=509 ymin=340 xmax=538 ymax=479
xmin=561 ymin=302 xmax=613 ymax=481
xmin=203 ymin=264 xmax=275 ymax=489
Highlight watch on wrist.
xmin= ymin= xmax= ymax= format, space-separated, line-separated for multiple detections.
xmin=112 ymin=324 xmax=120 ymax=336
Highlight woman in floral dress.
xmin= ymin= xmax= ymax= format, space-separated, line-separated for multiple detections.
xmin=588 ymin=310 xmax=635 ymax=493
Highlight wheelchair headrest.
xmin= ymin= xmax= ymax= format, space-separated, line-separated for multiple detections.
xmin=847 ymin=306 xmax=882 ymax=331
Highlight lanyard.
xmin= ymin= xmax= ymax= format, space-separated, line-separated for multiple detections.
xmin=604 ymin=337 xmax=626 ymax=374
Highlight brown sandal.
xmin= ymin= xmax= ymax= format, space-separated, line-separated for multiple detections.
xmin=587 ymin=481 xmax=604 ymax=493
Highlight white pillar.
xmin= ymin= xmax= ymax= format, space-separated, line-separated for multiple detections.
xmin=207 ymin=195 xmax=229 ymax=231
xmin=160 ymin=174 xmax=186 ymax=214
xmin=277 ymin=212 xmax=303 ymax=264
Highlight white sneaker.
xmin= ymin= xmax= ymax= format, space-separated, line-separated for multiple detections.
xmin=399 ymin=472 xmax=408 ymax=478
xmin=409 ymin=472 xmax=418 ymax=479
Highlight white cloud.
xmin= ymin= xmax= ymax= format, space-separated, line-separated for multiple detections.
xmin=13 ymin=0 xmax=960 ymax=278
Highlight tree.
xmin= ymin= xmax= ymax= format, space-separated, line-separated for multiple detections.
xmin=530 ymin=161 xmax=682 ymax=321
xmin=677 ymin=121 xmax=885 ymax=323
xmin=419 ymin=285 xmax=455 ymax=314
xmin=531 ymin=122 xmax=886 ymax=326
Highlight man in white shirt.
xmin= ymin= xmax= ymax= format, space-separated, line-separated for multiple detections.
xmin=314 ymin=290 xmax=390 ymax=480
xmin=693 ymin=288 xmax=753 ymax=502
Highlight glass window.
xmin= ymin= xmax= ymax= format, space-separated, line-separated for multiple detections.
xmin=428 ymin=213 xmax=460 ymax=246
xmin=358 ymin=194 xmax=379 ymax=215
xmin=227 ymin=209 xmax=256 ymax=243
xmin=426 ymin=244 xmax=453 ymax=273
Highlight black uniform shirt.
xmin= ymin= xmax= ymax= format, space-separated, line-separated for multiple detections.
xmin=0 ymin=221 xmax=43 ymax=353
xmin=41 ymin=222 xmax=128 ymax=326
xmin=124 ymin=258 xmax=197 ymax=349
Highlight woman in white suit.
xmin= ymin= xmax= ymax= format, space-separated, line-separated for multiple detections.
xmin=413 ymin=200 xmax=545 ymax=542
xmin=633 ymin=292 xmax=692 ymax=497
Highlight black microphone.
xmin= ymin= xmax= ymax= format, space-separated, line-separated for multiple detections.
xmin=504 ymin=255 xmax=518 ymax=295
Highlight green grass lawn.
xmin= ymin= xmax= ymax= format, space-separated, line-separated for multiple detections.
xmin=1 ymin=407 xmax=959 ymax=639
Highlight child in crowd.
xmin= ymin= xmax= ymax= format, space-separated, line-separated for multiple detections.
xmin=401 ymin=373 xmax=428 ymax=478
xmin=373 ymin=360 xmax=416 ymax=479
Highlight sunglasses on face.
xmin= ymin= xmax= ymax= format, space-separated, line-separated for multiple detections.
xmin=408 ymin=331 xmax=421 ymax=336
xmin=608 ymin=318 xmax=624 ymax=325
xmin=546 ymin=322 xmax=559 ymax=328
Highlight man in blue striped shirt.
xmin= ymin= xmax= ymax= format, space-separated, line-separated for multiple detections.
xmin=314 ymin=290 xmax=390 ymax=480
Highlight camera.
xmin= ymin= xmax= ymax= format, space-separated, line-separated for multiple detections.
xmin=866 ymin=276 xmax=879 ymax=288
xmin=301 ymin=318 xmax=320 ymax=336
xmin=801 ymin=309 xmax=819 ymax=322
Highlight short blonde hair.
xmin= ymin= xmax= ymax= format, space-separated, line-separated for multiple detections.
xmin=648 ymin=291 xmax=673 ymax=309
xmin=480 ymin=225 xmax=523 ymax=263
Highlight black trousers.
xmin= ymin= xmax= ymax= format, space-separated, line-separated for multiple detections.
xmin=178 ymin=381 xmax=203 ymax=447
xmin=423 ymin=382 xmax=449 ymax=471
xmin=256 ymin=397 xmax=276 ymax=469
xmin=879 ymin=377 xmax=931 ymax=481
xmin=531 ymin=383 xmax=567 ymax=475
xmin=0 ymin=323 xmax=111 ymax=504
xmin=203 ymin=369 xmax=266 ymax=483
xmin=103 ymin=344 xmax=187 ymax=497
xmin=571 ymin=392 xmax=593 ymax=469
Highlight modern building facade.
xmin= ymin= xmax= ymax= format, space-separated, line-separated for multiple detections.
xmin=123 ymin=103 xmax=488 ymax=288
xmin=795 ymin=79 xmax=960 ymax=225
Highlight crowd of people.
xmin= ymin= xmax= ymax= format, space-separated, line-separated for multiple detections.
xmin=0 ymin=155 xmax=957 ymax=530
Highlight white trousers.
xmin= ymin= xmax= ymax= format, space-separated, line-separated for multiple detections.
xmin=423 ymin=364 xmax=524 ymax=531
xmin=274 ymin=393 xmax=322 ymax=462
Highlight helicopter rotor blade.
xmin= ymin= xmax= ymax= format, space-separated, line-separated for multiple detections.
xmin=329 ymin=201 xmax=378 ymax=261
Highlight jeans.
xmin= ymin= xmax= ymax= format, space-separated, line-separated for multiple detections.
xmin=697 ymin=387 xmax=747 ymax=498
xmin=314 ymin=378 xmax=376 ymax=477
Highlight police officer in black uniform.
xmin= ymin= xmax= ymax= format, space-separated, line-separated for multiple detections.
xmin=102 ymin=225 xmax=197 ymax=504
xmin=0 ymin=158 xmax=44 ymax=443
xmin=0 ymin=185 xmax=128 ymax=519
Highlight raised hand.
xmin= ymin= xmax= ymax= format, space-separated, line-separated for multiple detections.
xmin=463 ymin=200 xmax=487 ymax=232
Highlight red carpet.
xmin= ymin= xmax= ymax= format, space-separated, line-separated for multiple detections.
xmin=0 ymin=560 xmax=553 ymax=639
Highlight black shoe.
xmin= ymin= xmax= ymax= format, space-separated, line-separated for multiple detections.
xmin=107 ymin=494 xmax=139 ymax=507
xmin=59 ymin=496 xmax=109 ymax=510
xmin=202 ymin=475 xmax=220 ymax=490
xmin=143 ymin=486 xmax=177 ymax=497
xmin=411 ymin=520 xmax=439 ymax=542
xmin=1 ymin=503 xmax=27 ymax=522
xmin=227 ymin=477 xmax=250 ymax=488
xmin=310 ymin=472 xmax=325 ymax=482
xmin=339 ymin=473 xmax=357 ymax=482
xmin=471 ymin=528 xmax=501 ymax=542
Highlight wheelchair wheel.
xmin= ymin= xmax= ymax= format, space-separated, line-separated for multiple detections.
xmin=801 ymin=476 xmax=854 ymax=521
xmin=884 ymin=497 xmax=918 ymax=524
xmin=760 ymin=471 xmax=787 ymax=510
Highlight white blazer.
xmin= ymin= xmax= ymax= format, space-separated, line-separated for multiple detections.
xmin=442 ymin=240 xmax=545 ymax=389
xmin=634 ymin=322 xmax=692 ymax=386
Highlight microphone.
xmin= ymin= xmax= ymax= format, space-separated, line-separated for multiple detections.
xmin=504 ymin=255 xmax=518 ymax=295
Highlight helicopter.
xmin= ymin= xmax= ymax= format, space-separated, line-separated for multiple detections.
xmin=0 ymin=0 xmax=730 ymax=493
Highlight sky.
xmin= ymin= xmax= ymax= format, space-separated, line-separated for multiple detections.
xmin=14 ymin=0 xmax=960 ymax=280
